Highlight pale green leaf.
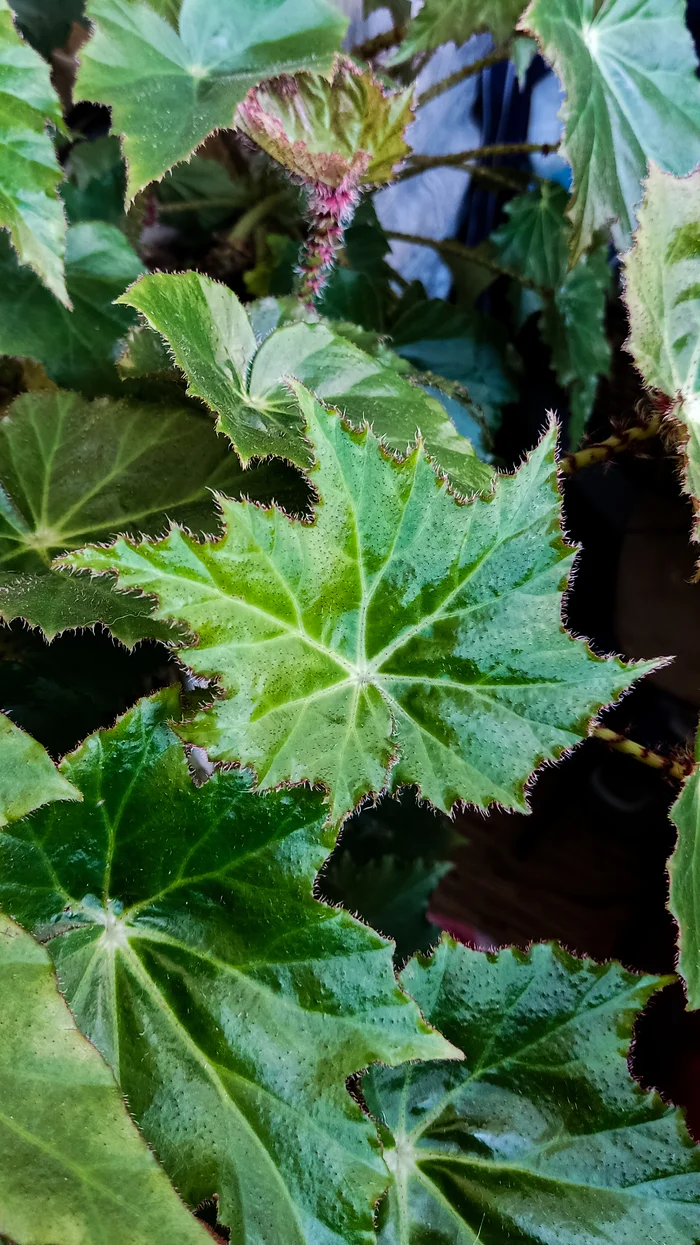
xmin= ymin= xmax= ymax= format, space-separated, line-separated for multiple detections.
xmin=75 ymin=0 xmax=349 ymax=200
xmin=0 ymin=689 xmax=454 ymax=1244
xmin=237 ymin=60 xmax=413 ymax=187
xmin=119 ymin=270 xmax=493 ymax=494
xmin=491 ymin=182 xmax=611 ymax=442
xmin=522 ymin=0 xmax=700 ymax=259
xmin=669 ymin=731 xmax=700 ymax=1008
xmin=623 ymin=165 xmax=700 ymax=535
xmin=392 ymin=0 xmax=526 ymax=61
xmin=62 ymin=386 xmax=652 ymax=824
xmin=0 ymin=0 xmax=68 ymax=302
xmin=0 ymin=712 xmax=79 ymax=825
xmin=0 ymin=220 xmax=144 ymax=392
xmin=365 ymin=938 xmax=700 ymax=1245
xmin=0 ymin=911 xmax=210 ymax=1245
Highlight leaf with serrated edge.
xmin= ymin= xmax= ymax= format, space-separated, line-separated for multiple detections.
xmin=118 ymin=270 xmax=493 ymax=495
xmin=522 ymin=0 xmax=700 ymax=260
xmin=75 ymin=0 xmax=348 ymax=200
xmin=491 ymin=182 xmax=611 ymax=443
xmin=365 ymin=938 xmax=700 ymax=1245
xmin=0 ymin=0 xmax=68 ymax=303
xmin=0 ymin=911 xmax=210 ymax=1245
xmin=0 ymin=569 xmax=180 ymax=646
xmin=669 ymin=731 xmax=700 ymax=1008
xmin=391 ymin=0 xmax=525 ymax=61
xmin=0 ymin=688 xmax=455 ymax=1244
xmin=61 ymin=384 xmax=653 ymax=825
xmin=0 ymin=713 xmax=80 ymax=825
xmin=0 ymin=221 xmax=144 ymax=392
xmin=622 ymin=165 xmax=700 ymax=539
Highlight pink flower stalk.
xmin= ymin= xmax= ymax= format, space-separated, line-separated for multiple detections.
xmin=297 ymin=173 xmax=365 ymax=303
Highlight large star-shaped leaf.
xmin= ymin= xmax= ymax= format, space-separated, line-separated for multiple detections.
xmin=364 ymin=938 xmax=700 ymax=1244
xmin=522 ymin=0 xmax=700 ymax=259
xmin=63 ymin=385 xmax=652 ymax=824
xmin=75 ymin=0 xmax=348 ymax=199
xmin=0 ymin=689 xmax=454 ymax=1244
xmin=0 ymin=713 xmax=79 ymax=825
xmin=0 ymin=388 xmax=304 ymax=643
xmin=491 ymin=182 xmax=611 ymax=443
xmin=622 ymin=165 xmax=700 ymax=539
xmin=0 ymin=0 xmax=68 ymax=303
xmin=0 ymin=911 xmax=210 ymax=1245
xmin=119 ymin=270 xmax=493 ymax=496
xmin=0 ymin=221 xmax=144 ymax=392
xmin=392 ymin=0 xmax=526 ymax=61
xmin=669 ymin=731 xmax=700 ymax=1008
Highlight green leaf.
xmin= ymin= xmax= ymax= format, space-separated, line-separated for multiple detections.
xmin=392 ymin=0 xmax=526 ymax=60
xmin=0 ymin=910 xmax=210 ymax=1245
xmin=63 ymin=386 xmax=651 ymax=824
xmin=365 ymin=938 xmax=700 ymax=1245
xmin=0 ymin=568 xmax=179 ymax=644
xmin=61 ymin=134 xmax=127 ymax=226
xmin=236 ymin=60 xmax=413 ymax=188
xmin=0 ymin=689 xmax=455 ymax=1243
xmin=10 ymin=0 xmax=85 ymax=56
xmin=0 ymin=0 xmax=68 ymax=303
xmin=0 ymin=712 xmax=79 ymax=824
xmin=119 ymin=270 xmax=493 ymax=494
xmin=491 ymin=182 xmax=611 ymax=442
xmin=0 ymin=220 xmax=144 ymax=392
xmin=669 ymin=732 xmax=700 ymax=1008
xmin=522 ymin=0 xmax=700 ymax=259
xmin=622 ymin=165 xmax=700 ymax=534
xmin=0 ymin=389 xmax=300 ymax=572
xmin=75 ymin=0 xmax=349 ymax=200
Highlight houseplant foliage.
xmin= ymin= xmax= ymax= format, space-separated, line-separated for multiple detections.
xmin=1 ymin=0 xmax=700 ymax=1239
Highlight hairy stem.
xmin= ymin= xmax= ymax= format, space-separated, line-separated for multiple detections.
xmin=297 ymin=182 xmax=359 ymax=304
xmin=417 ymin=45 xmax=511 ymax=106
xmin=352 ymin=24 xmax=405 ymax=60
xmin=591 ymin=727 xmax=691 ymax=782
xmin=385 ymin=229 xmax=550 ymax=295
xmin=560 ymin=416 xmax=662 ymax=475
xmin=403 ymin=142 xmax=559 ymax=178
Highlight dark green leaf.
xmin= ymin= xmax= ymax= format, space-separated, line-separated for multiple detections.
xmin=61 ymin=135 xmax=127 ymax=226
xmin=0 ymin=712 xmax=79 ymax=824
xmin=669 ymin=732 xmax=700 ymax=1007
xmin=10 ymin=0 xmax=85 ymax=56
xmin=392 ymin=0 xmax=526 ymax=60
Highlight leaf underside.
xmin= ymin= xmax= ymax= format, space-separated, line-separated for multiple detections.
xmin=365 ymin=938 xmax=700 ymax=1244
xmin=63 ymin=386 xmax=651 ymax=824
xmin=0 ymin=689 xmax=454 ymax=1244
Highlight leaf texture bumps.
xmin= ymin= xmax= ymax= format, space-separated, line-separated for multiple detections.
xmin=63 ymin=386 xmax=652 ymax=823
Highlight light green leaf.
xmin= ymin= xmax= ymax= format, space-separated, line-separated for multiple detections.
xmin=62 ymin=386 xmax=652 ymax=824
xmin=522 ymin=0 xmax=700 ymax=259
xmin=0 ymin=220 xmax=144 ymax=392
xmin=0 ymin=910 xmax=210 ymax=1245
xmin=0 ymin=689 xmax=454 ymax=1244
xmin=365 ymin=938 xmax=700 ymax=1245
xmin=119 ymin=270 xmax=493 ymax=494
xmin=669 ymin=731 xmax=700 ymax=1008
xmin=0 ymin=0 xmax=68 ymax=303
xmin=392 ymin=0 xmax=526 ymax=61
xmin=622 ymin=165 xmax=700 ymax=534
xmin=0 ymin=712 xmax=79 ymax=825
xmin=75 ymin=0 xmax=348 ymax=200
xmin=491 ymin=182 xmax=611 ymax=442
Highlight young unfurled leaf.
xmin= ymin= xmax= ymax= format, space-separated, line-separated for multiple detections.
xmin=623 ymin=165 xmax=700 ymax=538
xmin=0 ymin=911 xmax=210 ymax=1245
xmin=63 ymin=386 xmax=652 ymax=824
xmin=391 ymin=0 xmax=526 ymax=61
xmin=0 ymin=689 xmax=455 ymax=1244
xmin=0 ymin=221 xmax=144 ymax=392
xmin=237 ymin=59 xmax=413 ymax=189
xmin=523 ymin=0 xmax=700 ymax=259
xmin=365 ymin=938 xmax=700 ymax=1244
xmin=669 ymin=732 xmax=700 ymax=1008
xmin=0 ymin=0 xmax=68 ymax=303
xmin=75 ymin=0 xmax=348 ymax=200
xmin=118 ymin=270 xmax=493 ymax=494
xmin=0 ymin=713 xmax=79 ymax=825
xmin=491 ymin=182 xmax=611 ymax=442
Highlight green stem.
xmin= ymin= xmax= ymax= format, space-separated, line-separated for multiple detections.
xmin=417 ymin=45 xmax=511 ymax=107
xmin=560 ymin=416 xmax=662 ymax=475
xmin=402 ymin=141 xmax=560 ymax=178
xmin=591 ymin=727 xmax=690 ymax=782
xmin=227 ymin=192 xmax=287 ymax=244
xmin=352 ymin=24 xmax=405 ymax=59
xmin=385 ymin=230 xmax=550 ymax=296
